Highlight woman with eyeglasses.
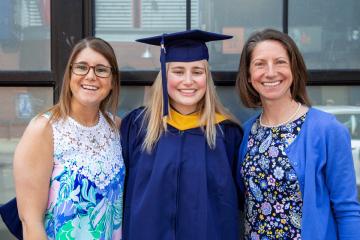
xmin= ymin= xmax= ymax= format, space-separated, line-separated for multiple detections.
xmin=0 ymin=37 xmax=125 ymax=239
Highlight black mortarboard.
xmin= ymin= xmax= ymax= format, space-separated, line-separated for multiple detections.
xmin=136 ymin=29 xmax=233 ymax=117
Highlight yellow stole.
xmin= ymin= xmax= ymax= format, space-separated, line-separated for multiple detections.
xmin=167 ymin=108 xmax=228 ymax=131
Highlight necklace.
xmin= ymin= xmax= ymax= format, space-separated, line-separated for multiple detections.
xmin=259 ymin=102 xmax=302 ymax=128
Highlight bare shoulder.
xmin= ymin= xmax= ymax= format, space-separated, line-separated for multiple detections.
xmin=24 ymin=115 xmax=52 ymax=138
xmin=14 ymin=115 xmax=53 ymax=173
xmin=16 ymin=115 xmax=53 ymax=155
xmin=115 ymin=116 xmax=122 ymax=129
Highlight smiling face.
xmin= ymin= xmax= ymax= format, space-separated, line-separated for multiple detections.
xmin=167 ymin=60 xmax=207 ymax=115
xmin=249 ymin=40 xmax=293 ymax=104
xmin=69 ymin=47 xmax=113 ymax=110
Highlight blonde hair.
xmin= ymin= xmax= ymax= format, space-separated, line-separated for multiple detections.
xmin=142 ymin=60 xmax=238 ymax=152
xmin=43 ymin=37 xmax=120 ymax=128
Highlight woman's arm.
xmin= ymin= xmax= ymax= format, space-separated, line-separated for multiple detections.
xmin=13 ymin=116 xmax=53 ymax=240
xmin=325 ymin=120 xmax=360 ymax=239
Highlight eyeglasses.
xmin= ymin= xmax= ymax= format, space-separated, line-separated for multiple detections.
xmin=71 ymin=63 xmax=112 ymax=78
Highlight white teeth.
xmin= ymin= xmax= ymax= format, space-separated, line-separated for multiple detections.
xmin=179 ymin=89 xmax=196 ymax=93
xmin=82 ymin=84 xmax=99 ymax=90
xmin=262 ymin=81 xmax=280 ymax=87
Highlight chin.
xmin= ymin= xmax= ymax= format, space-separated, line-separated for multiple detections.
xmin=80 ymin=99 xmax=102 ymax=108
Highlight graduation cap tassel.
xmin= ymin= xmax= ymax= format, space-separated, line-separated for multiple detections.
xmin=160 ymin=35 xmax=169 ymax=117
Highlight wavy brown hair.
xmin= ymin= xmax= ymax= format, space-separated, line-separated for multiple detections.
xmin=45 ymin=37 xmax=120 ymax=128
xmin=236 ymin=28 xmax=311 ymax=108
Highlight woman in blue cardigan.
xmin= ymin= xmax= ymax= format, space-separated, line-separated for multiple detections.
xmin=236 ymin=28 xmax=360 ymax=240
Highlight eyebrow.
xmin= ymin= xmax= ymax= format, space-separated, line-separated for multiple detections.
xmin=74 ymin=61 xmax=109 ymax=67
xmin=250 ymin=59 xmax=262 ymax=64
xmin=169 ymin=65 xmax=205 ymax=71
xmin=192 ymin=66 xmax=205 ymax=70
xmin=251 ymin=56 xmax=288 ymax=63
xmin=170 ymin=66 xmax=185 ymax=70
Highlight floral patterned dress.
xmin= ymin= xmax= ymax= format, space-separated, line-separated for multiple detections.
xmin=43 ymin=112 xmax=125 ymax=240
xmin=241 ymin=114 xmax=306 ymax=240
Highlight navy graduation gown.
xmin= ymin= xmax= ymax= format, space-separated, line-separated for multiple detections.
xmin=0 ymin=198 xmax=23 ymax=239
xmin=121 ymin=108 xmax=243 ymax=240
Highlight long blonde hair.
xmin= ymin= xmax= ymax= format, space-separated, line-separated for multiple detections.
xmin=142 ymin=60 xmax=238 ymax=152
xmin=44 ymin=37 xmax=120 ymax=128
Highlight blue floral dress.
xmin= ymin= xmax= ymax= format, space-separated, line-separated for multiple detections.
xmin=241 ymin=114 xmax=306 ymax=240
xmin=43 ymin=112 xmax=125 ymax=239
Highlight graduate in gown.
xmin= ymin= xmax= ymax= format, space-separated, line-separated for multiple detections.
xmin=121 ymin=30 xmax=244 ymax=240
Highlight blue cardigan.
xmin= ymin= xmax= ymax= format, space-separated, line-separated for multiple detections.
xmin=238 ymin=107 xmax=360 ymax=240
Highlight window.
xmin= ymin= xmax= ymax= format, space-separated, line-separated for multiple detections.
xmin=95 ymin=0 xmax=198 ymax=71
xmin=198 ymin=0 xmax=283 ymax=71
xmin=289 ymin=0 xmax=360 ymax=69
xmin=0 ymin=87 xmax=53 ymax=202
xmin=0 ymin=0 xmax=50 ymax=70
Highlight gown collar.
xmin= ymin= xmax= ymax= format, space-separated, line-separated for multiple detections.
xmin=167 ymin=108 xmax=227 ymax=131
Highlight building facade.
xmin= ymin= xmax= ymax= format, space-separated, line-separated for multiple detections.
xmin=0 ymin=0 xmax=360 ymax=238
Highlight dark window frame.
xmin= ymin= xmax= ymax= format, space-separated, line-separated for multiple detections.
xmin=94 ymin=0 xmax=360 ymax=87
xmin=0 ymin=0 xmax=359 ymax=105
xmin=0 ymin=0 xmax=86 ymax=103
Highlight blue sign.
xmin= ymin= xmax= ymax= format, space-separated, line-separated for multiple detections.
xmin=16 ymin=93 xmax=33 ymax=119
